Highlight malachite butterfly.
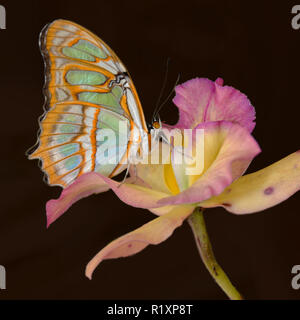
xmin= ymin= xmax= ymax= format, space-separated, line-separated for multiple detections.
xmin=28 ymin=19 xmax=163 ymax=188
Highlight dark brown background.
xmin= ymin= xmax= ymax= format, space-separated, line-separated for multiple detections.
xmin=0 ymin=0 xmax=299 ymax=299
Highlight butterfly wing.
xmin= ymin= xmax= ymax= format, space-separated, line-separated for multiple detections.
xmin=29 ymin=20 xmax=147 ymax=187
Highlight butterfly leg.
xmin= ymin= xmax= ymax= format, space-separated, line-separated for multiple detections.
xmin=117 ymin=164 xmax=131 ymax=188
xmin=129 ymin=164 xmax=138 ymax=184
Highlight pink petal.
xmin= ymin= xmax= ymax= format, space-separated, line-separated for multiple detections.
xmin=200 ymin=150 xmax=300 ymax=214
xmin=99 ymin=174 xmax=169 ymax=209
xmin=157 ymin=121 xmax=261 ymax=206
xmin=85 ymin=205 xmax=194 ymax=279
xmin=46 ymin=172 xmax=170 ymax=227
xmin=46 ymin=172 xmax=110 ymax=227
xmin=173 ymin=78 xmax=256 ymax=132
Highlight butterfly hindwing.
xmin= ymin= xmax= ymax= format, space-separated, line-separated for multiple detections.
xmin=29 ymin=20 xmax=145 ymax=187
xmin=31 ymin=101 xmax=131 ymax=186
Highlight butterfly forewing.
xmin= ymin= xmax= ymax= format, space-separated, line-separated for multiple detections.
xmin=29 ymin=20 xmax=146 ymax=187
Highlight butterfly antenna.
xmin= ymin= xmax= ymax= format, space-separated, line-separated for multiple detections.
xmin=153 ymin=73 xmax=180 ymax=120
xmin=152 ymin=57 xmax=170 ymax=122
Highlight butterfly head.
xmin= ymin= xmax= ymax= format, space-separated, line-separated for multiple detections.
xmin=152 ymin=120 xmax=161 ymax=130
xmin=148 ymin=115 xmax=162 ymax=132
xmin=147 ymin=115 xmax=168 ymax=150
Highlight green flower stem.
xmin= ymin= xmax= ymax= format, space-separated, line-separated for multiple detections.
xmin=188 ymin=207 xmax=243 ymax=300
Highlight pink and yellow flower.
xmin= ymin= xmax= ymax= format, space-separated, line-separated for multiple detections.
xmin=46 ymin=77 xmax=300 ymax=280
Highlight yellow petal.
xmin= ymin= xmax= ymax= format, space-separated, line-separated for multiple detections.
xmin=200 ymin=151 xmax=300 ymax=214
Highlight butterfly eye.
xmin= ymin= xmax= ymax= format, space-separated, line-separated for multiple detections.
xmin=152 ymin=121 xmax=160 ymax=129
xmin=147 ymin=123 xmax=153 ymax=131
